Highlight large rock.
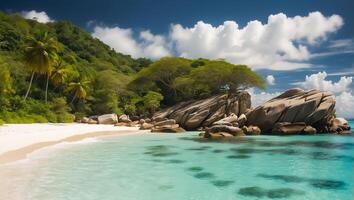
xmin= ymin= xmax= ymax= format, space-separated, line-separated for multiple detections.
xmin=246 ymin=89 xmax=336 ymax=133
xmin=153 ymin=92 xmax=251 ymax=130
xmin=98 ymin=114 xmax=118 ymax=124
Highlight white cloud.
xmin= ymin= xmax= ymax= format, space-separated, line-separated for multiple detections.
xmin=247 ymin=88 xmax=280 ymax=108
xmin=92 ymin=26 xmax=170 ymax=59
xmin=335 ymin=91 xmax=354 ymax=119
xmin=329 ymin=39 xmax=353 ymax=48
xmin=170 ymin=12 xmax=343 ymax=70
xmin=21 ymin=10 xmax=53 ymax=23
xmin=266 ymin=75 xmax=275 ymax=85
xmin=92 ymin=12 xmax=344 ymax=69
xmin=300 ymin=71 xmax=353 ymax=93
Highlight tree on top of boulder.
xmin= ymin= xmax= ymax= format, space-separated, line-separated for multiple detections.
xmin=174 ymin=61 xmax=265 ymax=98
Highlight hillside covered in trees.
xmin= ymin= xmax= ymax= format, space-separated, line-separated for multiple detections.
xmin=0 ymin=12 xmax=265 ymax=124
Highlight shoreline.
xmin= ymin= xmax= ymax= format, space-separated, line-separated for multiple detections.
xmin=0 ymin=123 xmax=147 ymax=164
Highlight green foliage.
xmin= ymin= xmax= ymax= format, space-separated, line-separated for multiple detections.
xmin=133 ymin=57 xmax=192 ymax=104
xmin=0 ymin=11 xmax=266 ymax=122
xmin=0 ymin=119 xmax=4 ymax=125
xmin=132 ymin=58 xmax=265 ymax=105
xmin=142 ymin=91 xmax=164 ymax=114
xmin=186 ymin=61 xmax=265 ymax=94
xmin=0 ymin=64 xmax=13 ymax=94
xmin=0 ymin=96 xmax=72 ymax=123
xmin=51 ymin=97 xmax=73 ymax=122
xmin=24 ymin=31 xmax=59 ymax=74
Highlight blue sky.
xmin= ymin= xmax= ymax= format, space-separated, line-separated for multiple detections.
xmin=1 ymin=0 xmax=354 ymax=117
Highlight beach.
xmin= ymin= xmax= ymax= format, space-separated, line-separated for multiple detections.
xmin=0 ymin=123 xmax=145 ymax=164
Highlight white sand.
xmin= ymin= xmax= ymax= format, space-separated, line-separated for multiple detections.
xmin=0 ymin=123 xmax=140 ymax=155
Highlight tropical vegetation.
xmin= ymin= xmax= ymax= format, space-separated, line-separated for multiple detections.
xmin=0 ymin=12 xmax=265 ymax=124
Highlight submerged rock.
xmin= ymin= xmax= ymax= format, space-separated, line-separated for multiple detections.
xmin=153 ymin=92 xmax=251 ymax=130
xmin=202 ymin=132 xmax=235 ymax=139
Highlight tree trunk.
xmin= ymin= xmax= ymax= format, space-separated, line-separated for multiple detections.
xmin=24 ymin=72 xmax=35 ymax=101
xmin=45 ymin=74 xmax=49 ymax=103
xmin=71 ymin=93 xmax=77 ymax=104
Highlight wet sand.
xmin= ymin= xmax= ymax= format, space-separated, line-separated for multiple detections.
xmin=0 ymin=129 xmax=145 ymax=165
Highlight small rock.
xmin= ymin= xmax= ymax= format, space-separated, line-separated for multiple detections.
xmin=98 ymin=114 xmax=118 ymax=124
xmin=119 ymin=114 xmax=131 ymax=123
xmin=151 ymin=126 xmax=185 ymax=133
xmin=87 ymin=119 xmax=98 ymax=124
xmin=115 ymin=122 xmax=130 ymax=126
xmin=139 ymin=119 xmax=145 ymax=125
xmin=203 ymin=132 xmax=234 ymax=139
xmin=237 ymin=114 xmax=247 ymax=127
xmin=303 ymin=126 xmax=316 ymax=134
xmin=213 ymin=113 xmax=238 ymax=126
xmin=329 ymin=117 xmax=350 ymax=133
xmin=209 ymin=125 xmax=244 ymax=136
xmin=272 ymin=122 xmax=306 ymax=134
xmin=81 ymin=117 xmax=89 ymax=123
xmin=242 ymin=126 xmax=261 ymax=135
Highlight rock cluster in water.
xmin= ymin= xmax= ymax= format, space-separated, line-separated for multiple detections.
xmin=154 ymin=88 xmax=351 ymax=137
xmin=75 ymin=88 xmax=351 ymax=136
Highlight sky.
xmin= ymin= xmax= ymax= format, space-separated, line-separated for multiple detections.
xmin=1 ymin=0 xmax=354 ymax=118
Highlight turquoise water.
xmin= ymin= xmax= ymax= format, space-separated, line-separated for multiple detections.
xmin=0 ymin=122 xmax=353 ymax=200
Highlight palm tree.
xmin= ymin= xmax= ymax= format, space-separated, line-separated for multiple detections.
xmin=67 ymin=81 xmax=90 ymax=104
xmin=24 ymin=31 xmax=58 ymax=103
xmin=51 ymin=60 xmax=69 ymax=87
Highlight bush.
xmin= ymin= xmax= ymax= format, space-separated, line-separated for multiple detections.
xmin=0 ymin=118 xmax=4 ymax=125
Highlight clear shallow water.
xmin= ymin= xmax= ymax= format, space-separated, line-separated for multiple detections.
xmin=1 ymin=122 xmax=353 ymax=200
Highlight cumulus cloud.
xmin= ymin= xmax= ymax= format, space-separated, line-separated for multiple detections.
xmin=92 ymin=12 xmax=344 ymax=69
xmin=92 ymin=26 xmax=170 ymax=58
xmin=300 ymin=71 xmax=353 ymax=93
xmin=266 ymin=75 xmax=275 ymax=85
xmin=170 ymin=12 xmax=343 ymax=70
xmin=335 ymin=92 xmax=354 ymax=119
xmin=21 ymin=10 xmax=53 ymax=23
xmin=295 ymin=71 xmax=354 ymax=118
xmin=247 ymin=88 xmax=280 ymax=107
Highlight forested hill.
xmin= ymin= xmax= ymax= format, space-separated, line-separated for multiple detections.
xmin=0 ymin=11 xmax=151 ymax=123
xmin=0 ymin=12 xmax=149 ymax=73
xmin=0 ymin=12 xmax=265 ymax=124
